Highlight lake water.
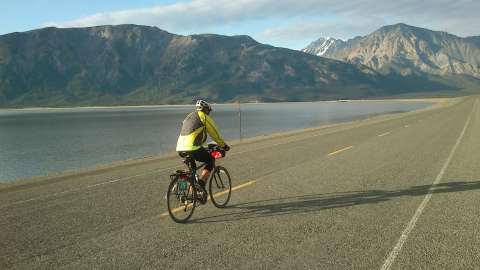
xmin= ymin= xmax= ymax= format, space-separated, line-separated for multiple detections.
xmin=0 ymin=101 xmax=431 ymax=182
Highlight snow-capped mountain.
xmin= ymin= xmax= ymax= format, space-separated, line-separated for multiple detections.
xmin=303 ymin=23 xmax=480 ymax=79
xmin=302 ymin=37 xmax=345 ymax=56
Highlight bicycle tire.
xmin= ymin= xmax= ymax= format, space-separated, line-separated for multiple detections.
xmin=167 ymin=176 xmax=197 ymax=223
xmin=209 ymin=166 xmax=232 ymax=208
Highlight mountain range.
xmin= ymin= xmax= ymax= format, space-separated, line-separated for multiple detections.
xmin=303 ymin=23 xmax=480 ymax=80
xmin=0 ymin=23 xmax=478 ymax=107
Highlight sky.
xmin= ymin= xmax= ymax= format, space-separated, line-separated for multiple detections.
xmin=1 ymin=0 xmax=479 ymax=49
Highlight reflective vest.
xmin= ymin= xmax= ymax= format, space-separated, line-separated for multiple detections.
xmin=176 ymin=110 xmax=226 ymax=151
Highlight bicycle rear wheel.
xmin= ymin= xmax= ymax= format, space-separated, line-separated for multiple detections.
xmin=167 ymin=176 xmax=197 ymax=223
xmin=209 ymin=166 xmax=232 ymax=208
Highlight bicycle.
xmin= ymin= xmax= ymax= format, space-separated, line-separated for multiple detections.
xmin=166 ymin=144 xmax=232 ymax=223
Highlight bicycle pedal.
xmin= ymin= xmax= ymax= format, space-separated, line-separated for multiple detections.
xmin=200 ymin=192 xmax=208 ymax=204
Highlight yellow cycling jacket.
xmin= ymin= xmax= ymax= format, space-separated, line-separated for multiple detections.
xmin=176 ymin=110 xmax=226 ymax=151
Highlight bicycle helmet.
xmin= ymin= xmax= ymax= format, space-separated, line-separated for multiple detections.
xmin=195 ymin=100 xmax=212 ymax=113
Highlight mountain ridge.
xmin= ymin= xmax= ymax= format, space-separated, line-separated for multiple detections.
xmin=0 ymin=24 xmax=393 ymax=107
xmin=303 ymin=23 xmax=480 ymax=80
xmin=0 ymin=24 xmax=472 ymax=107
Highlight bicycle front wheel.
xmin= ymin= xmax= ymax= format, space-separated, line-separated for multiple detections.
xmin=209 ymin=166 xmax=232 ymax=208
xmin=167 ymin=176 xmax=197 ymax=223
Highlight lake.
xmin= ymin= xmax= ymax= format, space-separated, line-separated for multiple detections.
xmin=0 ymin=101 xmax=431 ymax=182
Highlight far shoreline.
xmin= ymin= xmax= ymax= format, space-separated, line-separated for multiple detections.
xmin=0 ymin=97 xmax=446 ymax=112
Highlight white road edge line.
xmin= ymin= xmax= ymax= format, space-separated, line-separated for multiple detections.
xmin=3 ymin=166 xmax=180 ymax=208
xmin=378 ymin=132 xmax=391 ymax=137
xmin=380 ymin=100 xmax=477 ymax=270
xmin=8 ymin=188 xmax=83 ymax=207
xmin=85 ymin=167 xmax=175 ymax=188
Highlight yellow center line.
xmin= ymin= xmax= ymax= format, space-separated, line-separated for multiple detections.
xmin=161 ymin=180 xmax=256 ymax=217
xmin=328 ymin=145 xmax=354 ymax=156
xmin=213 ymin=180 xmax=256 ymax=198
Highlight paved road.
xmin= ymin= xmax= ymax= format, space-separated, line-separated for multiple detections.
xmin=1 ymin=96 xmax=479 ymax=269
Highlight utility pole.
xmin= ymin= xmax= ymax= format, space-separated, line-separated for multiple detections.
xmin=237 ymin=101 xmax=242 ymax=142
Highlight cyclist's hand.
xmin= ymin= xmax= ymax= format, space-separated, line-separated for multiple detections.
xmin=223 ymin=144 xmax=230 ymax=151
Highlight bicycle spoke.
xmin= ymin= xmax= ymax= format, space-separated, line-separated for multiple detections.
xmin=214 ymin=174 xmax=221 ymax=188
xmin=167 ymin=177 xmax=196 ymax=223
xmin=209 ymin=166 xmax=232 ymax=208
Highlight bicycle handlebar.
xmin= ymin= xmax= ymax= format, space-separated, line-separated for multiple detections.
xmin=207 ymin=143 xmax=229 ymax=152
xmin=207 ymin=144 xmax=228 ymax=159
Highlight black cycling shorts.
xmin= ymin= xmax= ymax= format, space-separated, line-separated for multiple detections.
xmin=179 ymin=147 xmax=214 ymax=171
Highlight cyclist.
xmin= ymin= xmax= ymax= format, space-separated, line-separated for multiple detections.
xmin=176 ymin=100 xmax=230 ymax=194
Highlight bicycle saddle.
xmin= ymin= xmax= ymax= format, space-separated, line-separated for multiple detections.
xmin=178 ymin=151 xmax=191 ymax=158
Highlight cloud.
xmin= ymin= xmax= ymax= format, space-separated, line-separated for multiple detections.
xmin=43 ymin=0 xmax=480 ymax=48
xmin=256 ymin=0 xmax=480 ymax=48
xmin=44 ymin=0 xmax=304 ymax=33
xmin=256 ymin=19 xmax=381 ymax=42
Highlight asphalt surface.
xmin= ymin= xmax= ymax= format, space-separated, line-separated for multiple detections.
xmin=1 ymin=96 xmax=479 ymax=269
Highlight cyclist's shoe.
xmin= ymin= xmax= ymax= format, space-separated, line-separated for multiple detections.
xmin=199 ymin=192 xmax=208 ymax=204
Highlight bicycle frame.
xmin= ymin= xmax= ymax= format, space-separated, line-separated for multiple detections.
xmin=182 ymin=156 xmax=208 ymax=183
xmin=166 ymin=147 xmax=231 ymax=222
